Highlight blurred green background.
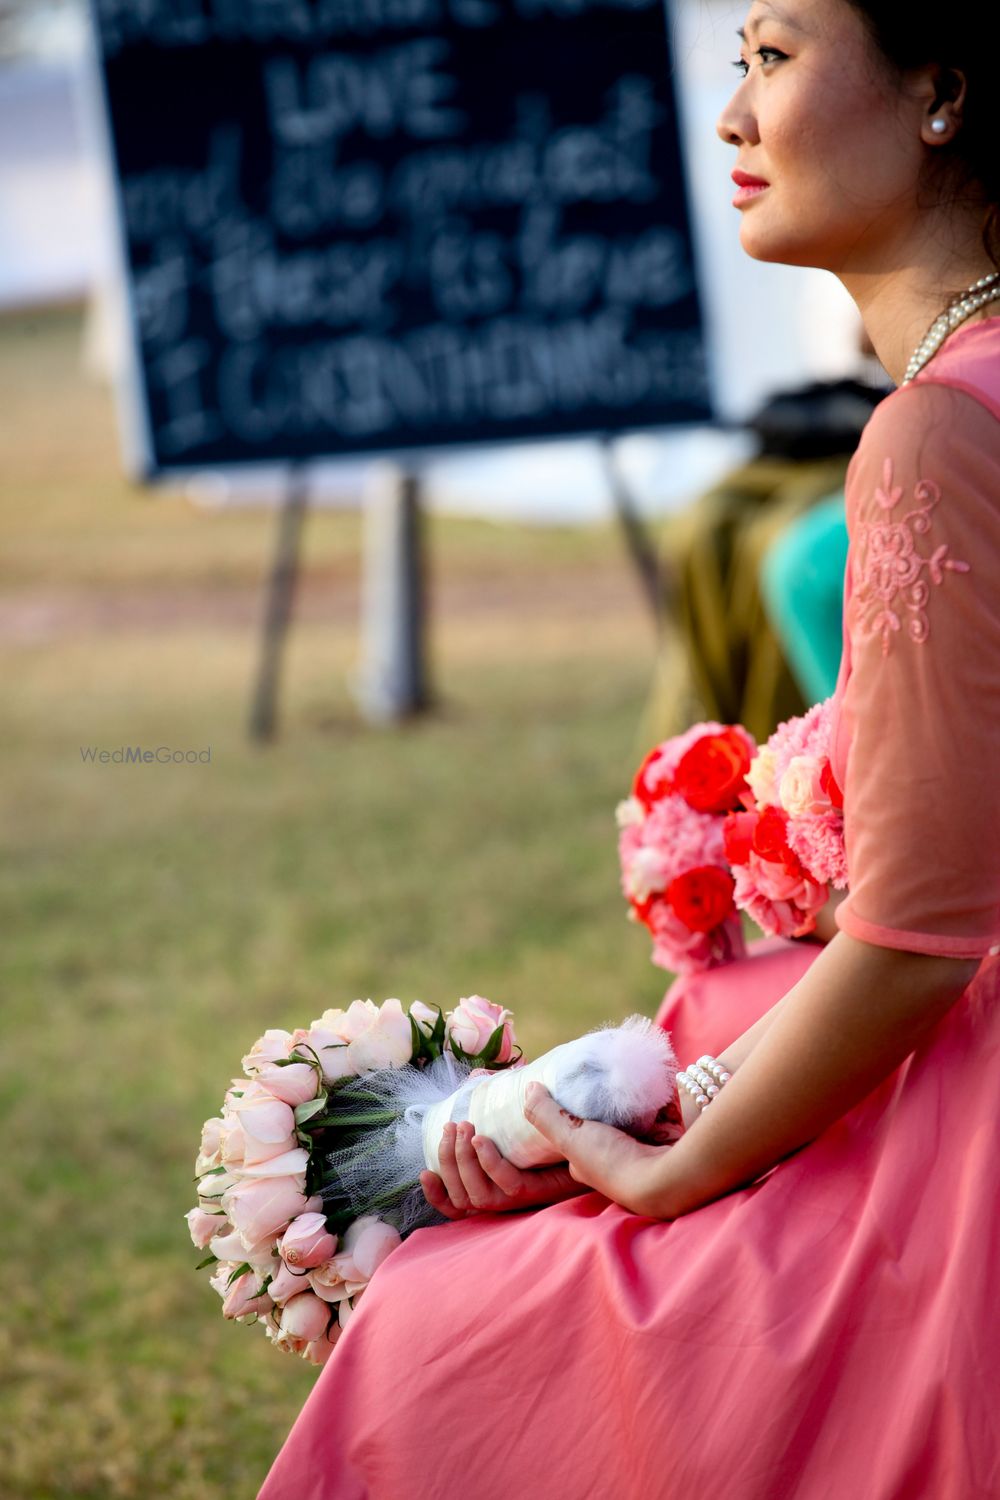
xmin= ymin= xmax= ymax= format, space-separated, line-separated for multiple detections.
xmin=1 ymin=307 xmax=672 ymax=1498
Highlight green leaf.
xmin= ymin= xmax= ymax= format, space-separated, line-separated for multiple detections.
xmin=227 ymin=1261 xmax=252 ymax=1287
xmin=409 ymin=1013 xmax=424 ymax=1058
xmin=476 ymin=1023 xmax=507 ymax=1065
xmin=294 ymin=1094 xmax=328 ymax=1125
xmin=329 ymin=1085 xmax=382 ymax=1105
xmin=447 ymin=1024 xmax=518 ymax=1071
xmin=194 ymin=1254 xmax=218 ymax=1271
xmin=447 ymin=1036 xmax=473 ymax=1064
xmin=317 ymin=1109 xmax=400 ymax=1128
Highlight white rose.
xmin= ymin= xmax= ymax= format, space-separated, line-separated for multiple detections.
xmin=615 ymin=796 xmax=645 ymax=829
xmin=409 ymin=1001 xmax=440 ymax=1039
xmin=746 ymin=746 xmax=779 ymax=808
xmin=623 ymin=846 xmax=669 ymax=904
xmin=779 ymin=756 xmax=829 ymax=818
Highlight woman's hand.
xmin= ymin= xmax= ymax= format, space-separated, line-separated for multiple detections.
xmin=419 ymin=1120 xmax=589 ymax=1220
xmin=522 ymin=1083 xmax=675 ymax=1217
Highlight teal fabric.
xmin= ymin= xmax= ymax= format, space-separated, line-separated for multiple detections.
xmin=760 ymin=491 xmax=849 ymax=705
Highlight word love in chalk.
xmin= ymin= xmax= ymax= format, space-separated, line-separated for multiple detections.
xmin=264 ymin=41 xmax=466 ymax=146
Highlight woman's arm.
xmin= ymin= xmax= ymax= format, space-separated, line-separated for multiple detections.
xmin=675 ymin=895 xmax=846 ymax=1130
xmin=527 ymin=931 xmax=978 ymax=1217
xmin=676 ymin=970 xmax=803 ymax=1131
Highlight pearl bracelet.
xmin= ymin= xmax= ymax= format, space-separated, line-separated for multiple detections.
xmin=676 ymin=1055 xmax=733 ymax=1113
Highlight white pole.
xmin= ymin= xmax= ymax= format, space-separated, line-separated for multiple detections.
xmin=355 ymin=461 xmax=430 ymax=724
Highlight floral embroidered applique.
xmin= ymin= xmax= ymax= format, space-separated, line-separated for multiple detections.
xmin=851 ymin=457 xmax=971 ymax=655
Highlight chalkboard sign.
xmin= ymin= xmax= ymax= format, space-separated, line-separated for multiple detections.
xmin=88 ymin=0 xmax=711 ymax=475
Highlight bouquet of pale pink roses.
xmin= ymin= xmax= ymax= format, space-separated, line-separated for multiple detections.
xmin=618 ymin=722 xmax=756 ymax=973
xmin=723 ymin=698 xmax=847 ymax=940
xmin=187 ymin=995 xmax=520 ymax=1366
xmin=189 ymin=995 xmax=680 ymax=1366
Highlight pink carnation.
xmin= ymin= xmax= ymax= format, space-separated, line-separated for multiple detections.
xmin=748 ymin=697 xmax=846 ymax=895
xmin=643 ymin=795 xmax=727 ymax=875
xmin=619 ymin=794 xmax=725 ymax=906
xmin=767 ymin=699 xmax=833 ymax=785
xmin=787 ymin=810 xmax=849 ymax=889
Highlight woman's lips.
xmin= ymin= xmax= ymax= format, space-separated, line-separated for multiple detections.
xmin=731 ymin=169 xmax=770 ymax=208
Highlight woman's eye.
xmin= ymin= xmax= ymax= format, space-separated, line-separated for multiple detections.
xmin=731 ymin=47 xmax=787 ymax=77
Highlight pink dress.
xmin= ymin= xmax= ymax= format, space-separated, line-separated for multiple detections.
xmin=259 ymin=322 xmax=1000 ymax=1500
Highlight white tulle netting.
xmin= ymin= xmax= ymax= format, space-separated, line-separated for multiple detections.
xmin=323 ymin=1018 xmax=679 ymax=1237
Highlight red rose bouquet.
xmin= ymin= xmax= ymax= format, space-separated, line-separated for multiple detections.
xmin=619 ymin=723 xmax=756 ymax=973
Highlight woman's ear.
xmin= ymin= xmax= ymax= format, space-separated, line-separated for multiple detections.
xmin=919 ymin=64 xmax=968 ymax=146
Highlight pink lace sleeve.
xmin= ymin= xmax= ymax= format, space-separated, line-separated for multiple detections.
xmin=835 ymin=382 xmax=1000 ymax=958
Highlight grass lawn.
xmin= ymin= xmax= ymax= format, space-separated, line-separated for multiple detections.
xmin=0 ymin=307 xmax=675 ymax=1498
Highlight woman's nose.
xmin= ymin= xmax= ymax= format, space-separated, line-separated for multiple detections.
xmin=717 ymin=85 xmax=758 ymax=147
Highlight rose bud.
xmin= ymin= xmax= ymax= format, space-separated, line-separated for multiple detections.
xmin=278 ymin=1212 xmax=338 ymax=1270
xmin=303 ymin=1328 xmax=340 ymax=1365
xmin=279 ymin=1291 xmax=333 ymax=1345
xmin=185 ymin=1207 xmax=224 ymax=1249
xmin=445 ymin=996 xmax=516 ymax=1063
xmin=332 ymin=1216 xmax=401 ymax=1283
xmin=222 ymin=1271 xmax=273 ymax=1321
xmin=254 ymin=1062 xmax=321 ymax=1108
xmin=222 ymin=1176 xmax=321 ymax=1248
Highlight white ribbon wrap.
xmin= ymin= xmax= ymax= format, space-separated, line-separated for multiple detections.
xmin=324 ymin=1016 xmax=678 ymax=1236
xmin=422 ymin=1017 xmax=678 ymax=1172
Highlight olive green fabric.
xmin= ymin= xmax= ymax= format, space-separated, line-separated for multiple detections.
xmin=643 ymin=455 xmax=850 ymax=748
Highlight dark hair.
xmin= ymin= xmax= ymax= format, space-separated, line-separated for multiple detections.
xmin=843 ymin=2 xmax=1000 ymax=265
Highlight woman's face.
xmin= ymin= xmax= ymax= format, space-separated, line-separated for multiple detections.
xmin=717 ymin=0 xmax=929 ymax=273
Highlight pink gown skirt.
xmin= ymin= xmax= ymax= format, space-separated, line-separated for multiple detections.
xmin=258 ymin=942 xmax=1000 ymax=1500
xmin=651 ymin=934 xmax=822 ymax=1061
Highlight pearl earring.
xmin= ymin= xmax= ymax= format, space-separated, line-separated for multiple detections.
xmin=931 ymin=118 xmax=948 ymax=135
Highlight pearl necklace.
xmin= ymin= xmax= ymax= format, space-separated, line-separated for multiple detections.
xmin=903 ymin=270 xmax=1000 ymax=384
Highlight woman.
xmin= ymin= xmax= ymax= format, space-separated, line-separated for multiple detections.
xmin=259 ymin=4 xmax=1000 ymax=1494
